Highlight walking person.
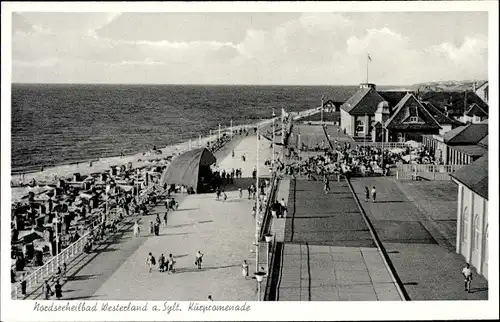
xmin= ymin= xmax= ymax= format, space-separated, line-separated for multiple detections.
xmin=168 ymin=254 xmax=176 ymax=273
xmin=462 ymin=263 xmax=473 ymax=293
xmin=133 ymin=220 xmax=140 ymax=237
xmin=54 ymin=280 xmax=63 ymax=300
xmin=323 ymin=175 xmax=330 ymax=194
xmin=163 ymin=211 xmax=168 ymax=227
xmin=195 ymin=251 xmax=204 ymax=270
xmin=280 ymin=198 xmax=287 ymax=218
xmin=43 ymin=280 xmax=53 ymax=300
xmin=146 ymin=252 xmax=156 ymax=273
xmin=20 ymin=273 xmax=27 ymax=297
xmin=222 ymin=190 xmax=227 ymax=202
xmin=149 ymin=221 xmax=154 ymax=235
xmin=371 ymin=186 xmax=377 ymax=203
xmin=241 ymin=260 xmax=249 ymax=280
xmin=159 ymin=254 xmax=166 ymax=272
xmin=364 ymin=186 xmax=370 ymax=202
xmin=238 ymin=187 xmax=242 ymax=198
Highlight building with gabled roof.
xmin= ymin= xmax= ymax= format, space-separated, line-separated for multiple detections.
xmin=450 ymin=155 xmax=489 ymax=280
xmin=422 ymin=122 xmax=488 ymax=165
xmin=474 ymin=81 xmax=488 ymax=104
xmin=340 ymin=84 xmax=386 ymax=139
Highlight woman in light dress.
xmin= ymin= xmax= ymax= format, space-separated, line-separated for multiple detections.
xmin=133 ymin=220 xmax=140 ymax=237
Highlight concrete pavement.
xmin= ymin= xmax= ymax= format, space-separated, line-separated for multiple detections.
xmin=277 ymin=244 xmax=401 ymax=301
xmin=92 ymin=191 xmax=259 ymax=301
xmin=349 ymin=176 xmax=488 ymax=300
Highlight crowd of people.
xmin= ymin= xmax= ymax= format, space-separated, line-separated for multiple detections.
xmin=283 ymin=137 xmax=438 ymax=179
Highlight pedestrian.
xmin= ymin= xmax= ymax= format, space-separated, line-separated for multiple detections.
xmin=247 ymin=186 xmax=251 ymax=199
xmin=149 ymin=221 xmax=154 ymax=235
xmin=56 ymin=266 xmax=62 ymax=281
xmin=168 ymin=254 xmax=176 ymax=273
xmin=323 ymin=176 xmax=330 ymax=194
xmin=163 ymin=211 xmax=168 ymax=227
xmin=20 ymin=273 xmax=27 ymax=297
xmin=242 ymin=260 xmax=249 ymax=279
xmin=133 ymin=220 xmax=140 ymax=237
xmin=195 ymin=251 xmax=204 ymax=269
xmin=238 ymin=188 xmax=242 ymax=198
xmin=280 ymin=198 xmax=287 ymax=218
xmin=62 ymin=262 xmax=67 ymax=280
xmin=371 ymin=186 xmax=377 ymax=203
xmin=156 ymin=214 xmax=161 ymax=226
xmin=222 ymin=191 xmax=227 ymax=202
xmin=43 ymin=280 xmax=53 ymax=300
xmin=54 ymin=280 xmax=63 ymax=300
xmin=462 ymin=263 xmax=473 ymax=293
xmin=216 ymin=187 xmax=221 ymax=200
xmin=146 ymin=252 xmax=155 ymax=273
xmin=154 ymin=221 xmax=160 ymax=236
xmin=159 ymin=254 xmax=166 ymax=272
xmin=364 ymin=186 xmax=370 ymax=202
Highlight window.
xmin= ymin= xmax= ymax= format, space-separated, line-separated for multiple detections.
xmin=461 ymin=206 xmax=469 ymax=242
xmin=409 ymin=116 xmax=419 ymax=123
xmin=473 ymin=214 xmax=480 ymax=250
xmin=356 ymin=119 xmax=365 ymax=133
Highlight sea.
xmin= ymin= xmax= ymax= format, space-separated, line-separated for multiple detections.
xmin=11 ymin=84 xmax=365 ymax=173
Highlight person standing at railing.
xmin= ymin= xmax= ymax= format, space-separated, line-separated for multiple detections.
xmin=20 ymin=273 xmax=27 ymax=297
xmin=55 ymin=280 xmax=63 ymax=300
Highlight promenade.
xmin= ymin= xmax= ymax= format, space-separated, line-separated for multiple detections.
xmin=350 ymin=177 xmax=489 ymax=300
xmin=24 ymin=134 xmax=274 ymax=301
xmin=276 ymin=179 xmax=402 ymax=301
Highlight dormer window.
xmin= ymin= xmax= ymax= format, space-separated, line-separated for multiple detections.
xmin=409 ymin=116 xmax=419 ymax=123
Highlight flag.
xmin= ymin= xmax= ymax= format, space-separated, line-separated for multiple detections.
xmin=368 ymin=53 xmax=372 ymax=61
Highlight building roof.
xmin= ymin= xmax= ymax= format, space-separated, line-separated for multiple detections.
xmin=476 ymin=81 xmax=488 ymax=90
xmin=450 ymin=145 xmax=487 ymax=157
xmin=420 ymin=91 xmax=489 ymax=117
xmin=478 ymin=135 xmax=488 ymax=148
xmin=384 ymin=93 xmax=441 ymax=130
xmin=420 ymin=101 xmax=464 ymax=126
xmin=451 ymin=155 xmax=488 ymax=200
xmin=378 ymin=91 xmax=413 ymax=107
xmin=443 ymin=123 xmax=488 ymax=145
xmin=340 ymin=88 xmax=385 ymax=115
xmin=465 ymin=103 xmax=488 ymax=117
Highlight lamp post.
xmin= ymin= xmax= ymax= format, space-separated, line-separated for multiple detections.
xmin=218 ymin=124 xmax=221 ymax=141
xmin=298 ymin=133 xmax=301 ymax=176
xmin=199 ymin=134 xmax=202 ymax=148
xmin=321 ymin=95 xmax=324 ymax=124
xmin=255 ymin=125 xmax=260 ymax=276
xmin=254 ymin=271 xmax=266 ymax=301
xmin=230 ymin=119 xmax=233 ymax=139
xmin=272 ymin=109 xmax=276 ymax=170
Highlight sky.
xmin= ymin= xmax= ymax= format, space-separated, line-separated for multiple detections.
xmin=10 ymin=11 xmax=489 ymax=85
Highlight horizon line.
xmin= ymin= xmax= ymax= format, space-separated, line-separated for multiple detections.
xmin=10 ymin=80 xmax=483 ymax=87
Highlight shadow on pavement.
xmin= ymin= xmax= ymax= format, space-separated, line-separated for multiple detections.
xmin=174 ymin=264 xmax=240 ymax=274
xmin=470 ymin=287 xmax=488 ymax=294
xmin=67 ymin=274 xmax=102 ymax=281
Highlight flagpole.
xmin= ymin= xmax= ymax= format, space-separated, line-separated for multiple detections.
xmin=366 ymin=54 xmax=369 ymax=83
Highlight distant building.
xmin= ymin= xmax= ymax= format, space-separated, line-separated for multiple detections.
xmin=474 ymin=81 xmax=489 ymax=104
xmin=422 ymin=122 xmax=488 ymax=165
xmin=450 ymin=155 xmax=488 ymax=280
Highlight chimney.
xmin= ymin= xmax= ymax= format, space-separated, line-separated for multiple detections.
xmin=472 ymin=81 xmax=477 ymax=92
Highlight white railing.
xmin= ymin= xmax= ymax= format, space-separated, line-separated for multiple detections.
xmin=396 ymin=164 xmax=465 ymax=180
xmin=11 ymin=215 xmax=102 ymax=300
xmin=354 ymin=142 xmax=408 ymax=149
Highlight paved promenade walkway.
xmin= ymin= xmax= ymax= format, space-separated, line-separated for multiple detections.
xmin=350 ymin=177 xmax=488 ymax=300
xmin=93 ymin=191 xmax=258 ymax=301
xmin=276 ymin=179 xmax=401 ymax=301
xmin=217 ymin=134 xmax=277 ymax=178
